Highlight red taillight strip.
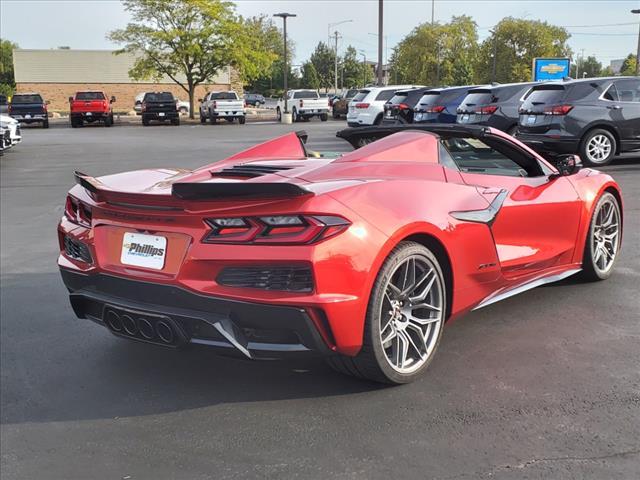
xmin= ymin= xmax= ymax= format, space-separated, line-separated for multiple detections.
xmin=543 ymin=104 xmax=573 ymax=115
xmin=64 ymin=195 xmax=92 ymax=227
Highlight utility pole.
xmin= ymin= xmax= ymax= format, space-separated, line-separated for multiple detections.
xmin=490 ymin=29 xmax=497 ymax=83
xmin=431 ymin=0 xmax=435 ymax=24
xmin=332 ymin=30 xmax=342 ymax=94
xmin=435 ymin=42 xmax=441 ymax=86
xmin=577 ymin=48 xmax=585 ymax=79
xmin=273 ymin=12 xmax=296 ymax=114
xmin=377 ymin=0 xmax=384 ymax=86
xmin=632 ymin=9 xmax=640 ymax=76
xmin=358 ymin=50 xmax=366 ymax=87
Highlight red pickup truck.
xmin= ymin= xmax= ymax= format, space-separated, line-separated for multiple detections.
xmin=69 ymin=91 xmax=116 ymax=127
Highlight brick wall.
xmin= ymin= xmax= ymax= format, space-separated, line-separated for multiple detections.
xmin=16 ymin=83 xmax=233 ymax=112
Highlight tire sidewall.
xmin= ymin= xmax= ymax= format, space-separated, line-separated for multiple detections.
xmin=582 ymin=192 xmax=621 ymax=280
xmin=366 ymin=242 xmax=446 ymax=384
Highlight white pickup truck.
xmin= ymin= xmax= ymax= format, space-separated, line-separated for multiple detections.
xmin=199 ymin=91 xmax=246 ymax=125
xmin=276 ymin=90 xmax=329 ymax=122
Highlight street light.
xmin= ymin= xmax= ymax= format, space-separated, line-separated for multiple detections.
xmin=329 ymin=20 xmax=352 ymax=94
xmin=368 ymin=33 xmax=388 ymax=84
xmin=273 ymin=12 xmax=297 ymax=115
xmin=632 ymin=9 xmax=640 ymax=76
xmin=358 ymin=50 xmax=367 ymax=88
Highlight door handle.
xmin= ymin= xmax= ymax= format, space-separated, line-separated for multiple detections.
xmin=607 ymin=105 xmax=622 ymax=110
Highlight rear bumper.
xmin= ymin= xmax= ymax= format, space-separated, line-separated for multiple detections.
xmin=10 ymin=113 xmax=47 ymax=122
xmin=71 ymin=112 xmax=109 ymax=120
xmin=60 ymin=268 xmax=334 ymax=359
xmin=211 ymin=111 xmax=245 ymax=117
xmin=515 ymin=133 xmax=579 ymax=155
xmin=142 ymin=112 xmax=179 ymax=120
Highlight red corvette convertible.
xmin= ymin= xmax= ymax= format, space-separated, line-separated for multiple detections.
xmin=58 ymin=125 xmax=623 ymax=384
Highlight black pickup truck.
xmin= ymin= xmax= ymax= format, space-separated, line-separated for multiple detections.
xmin=9 ymin=93 xmax=50 ymax=128
xmin=141 ymin=92 xmax=180 ymax=126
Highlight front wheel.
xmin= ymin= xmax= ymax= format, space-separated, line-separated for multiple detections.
xmin=580 ymin=129 xmax=616 ymax=166
xmin=327 ymin=241 xmax=446 ymax=384
xmin=580 ymin=192 xmax=621 ymax=281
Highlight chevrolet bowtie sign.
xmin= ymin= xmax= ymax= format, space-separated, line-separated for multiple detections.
xmin=533 ymin=58 xmax=571 ymax=81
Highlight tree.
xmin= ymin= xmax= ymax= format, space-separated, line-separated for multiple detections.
xmin=300 ymin=61 xmax=320 ymax=89
xmin=474 ymin=18 xmax=572 ymax=83
xmin=0 ymin=39 xmax=18 ymax=98
xmin=388 ymin=16 xmax=478 ymax=87
xmin=620 ymin=53 xmax=637 ymax=76
xmin=341 ymin=45 xmax=372 ymax=88
xmin=309 ymin=42 xmax=336 ymax=91
xmin=108 ymin=0 xmax=277 ymax=118
xmin=571 ymin=55 xmax=601 ymax=78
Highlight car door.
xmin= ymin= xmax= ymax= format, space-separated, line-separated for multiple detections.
xmin=446 ymin=135 xmax=583 ymax=279
xmin=612 ymin=78 xmax=640 ymax=150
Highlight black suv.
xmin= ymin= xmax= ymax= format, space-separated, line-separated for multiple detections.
xmin=9 ymin=93 xmax=50 ymax=128
xmin=141 ymin=92 xmax=180 ymax=126
xmin=516 ymin=77 xmax=640 ymax=166
xmin=382 ymin=87 xmax=432 ymax=124
xmin=456 ymin=82 xmax=536 ymax=134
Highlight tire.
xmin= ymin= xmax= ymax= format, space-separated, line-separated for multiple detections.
xmin=332 ymin=108 xmax=340 ymax=119
xmin=172 ymin=117 xmax=180 ymax=126
xmin=373 ymin=113 xmax=383 ymax=126
xmin=327 ymin=241 xmax=446 ymax=384
xmin=226 ymin=117 xmax=234 ymax=123
xmin=239 ymin=116 xmax=246 ymax=125
xmin=179 ymin=107 xmax=188 ymax=115
xmin=209 ymin=111 xmax=216 ymax=124
xmin=142 ymin=117 xmax=150 ymax=126
xmin=104 ymin=114 xmax=113 ymax=127
xmin=200 ymin=112 xmax=206 ymax=124
xmin=320 ymin=113 xmax=328 ymax=122
xmin=43 ymin=119 xmax=49 ymax=129
xmin=276 ymin=107 xmax=282 ymax=122
xmin=579 ymin=128 xmax=616 ymax=166
xmin=292 ymin=108 xmax=298 ymax=123
xmin=580 ymin=192 xmax=621 ymax=282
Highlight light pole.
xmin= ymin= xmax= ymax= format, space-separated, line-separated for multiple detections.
xmin=329 ymin=20 xmax=352 ymax=94
xmin=368 ymin=32 xmax=388 ymax=83
xmin=633 ymin=9 xmax=640 ymax=76
xmin=358 ymin=50 xmax=367 ymax=88
xmin=377 ymin=0 xmax=384 ymax=86
xmin=273 ymin=12 xmax=296 ymax=114
xmin=490 ymin=29 xmax=497 ymax=83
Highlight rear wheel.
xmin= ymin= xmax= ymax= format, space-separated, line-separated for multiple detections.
xmin=239 ymin=115 xmax=246 ymax=125
xmin=142 ymin=117 xmax=150 ymax=126
xmin=276 ymin=107 xmax=282 ymax=122
xmin=327 ymin=241 xmax=446 ymax=384
xmin=200 ymin=111 xmax=206 ymax=124
xmin=580 ymin=128 xmax=616 ymax=166
xmin=373 ymin=113 xmax=383 ymax=125
xmin=209 ymin=111 xmax=217 ymax=124
xmin=580 ymin=192 xmax=621 ymax=281
xmin=104 ymin=114 xmax=113 ymax=127
xmin=43 ymin=118 xmax=49 ymax=129
xmin=320 ymin=113 xmax=328 ymax=122
xmin=171 ymin=117 xmax=180 ymax=126
xmin=292 ymin=108 xmax=298 ymax=123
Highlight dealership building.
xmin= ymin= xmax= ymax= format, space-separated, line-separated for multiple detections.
xmin=12 ymin=49 xmax=237 ymax=111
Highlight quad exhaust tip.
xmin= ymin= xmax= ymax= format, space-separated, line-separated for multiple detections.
xmin=103 ymin=309 xmax=181 ymax=346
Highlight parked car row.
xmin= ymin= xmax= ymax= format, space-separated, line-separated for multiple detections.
xmin=350 ymin=77 xmax=640 ymax=166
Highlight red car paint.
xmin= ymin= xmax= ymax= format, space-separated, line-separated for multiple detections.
xmin=57 ymin=127 xmax=622 ymax=358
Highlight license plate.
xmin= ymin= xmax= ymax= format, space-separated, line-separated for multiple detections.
xmin=527 ymin=115 xmax=537 ymax=124
xmin=461 ymin=114 xmax=470 ymax=122
xmin=159 ymin=112 xmax=165 ymax=117
xmin=25 ymin=114 xmax=31 ymax=119
xmin=121 ymin=232 xmax=167 ymax=270
xmin=86 ymin=112 xmax=92 ymax=116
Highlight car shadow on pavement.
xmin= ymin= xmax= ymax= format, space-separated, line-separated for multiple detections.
xmin=0 ymin=272 xmax=387 ymax=425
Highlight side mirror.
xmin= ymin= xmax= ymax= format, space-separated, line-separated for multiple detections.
xmin=110 ymin=96 xmax=116 ymax=103
xmin=68 ymin=96 xmax=73 ymax=103
xmin=554 ymin=154 xmax=582 ymax=177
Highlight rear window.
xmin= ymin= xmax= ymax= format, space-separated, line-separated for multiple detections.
xmin=462 ymin=92 xmax=494 ymax=105
xmin=144 ymin=92 xmax=174 ymax=102
xmin=521 ymin=87 xmax=565 ymax=107
xmin=11 ymin=94 xmax=43 ymax=104
xmin=416 ymin=92 xmax=441 ymax=108
xmin=375 ymin=90 xmax=396 ymax=101
xmin=76 ymin=92 xmax=105 ymax=100
xmin=387 ymin=92 xmax=410 ymax=105
xmin=345 ymin=89 xmax=359 ymax=98
xmin=211 ymin=92 xmax=238 ymax=100
xmin=352 ymin=90 xmax=369 ymax=102
xmin=293 ymin=91 xmax=318 ymax=99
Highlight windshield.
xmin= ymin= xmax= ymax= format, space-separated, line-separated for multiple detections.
xmin=352 ymin=90 xmax=369 ymax=102
xmin=144 ymin=92 xmax=174 ymax=102
xmin=293 ymin=91 xmax=318 ymax=99
xmin=11 ymin=94 xmax=43 ymax=104
xmin=76 ymin=92 xmax=105 ymax=100
xmin=211 ymin=92 xmax=238 ymax=100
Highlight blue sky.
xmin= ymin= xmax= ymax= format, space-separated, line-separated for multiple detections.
xmin=1 ymin=0 xmax=639 ymax=67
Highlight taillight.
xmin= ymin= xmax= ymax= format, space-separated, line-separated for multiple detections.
xmin=544 ymin=104 xmax=573 ymax=115
xmin=64 ymin=195 xmax=92 ymax=227
xmin=299 ymin=99 xmax=304 ymax=108
xmin=426 ymin=105 xmax=445 ymax=113
xmin=397 ymin=103 xmax=410 ymax=110
xmin=475 ymin=105 xmax=498 ymax=115
xmin=355 ymin=103 xmax=370 ymax=109
xmin=203 ymin=215 xmax=350 ymax=245
xmin=43 ymin=103 xmax=48 ymax=112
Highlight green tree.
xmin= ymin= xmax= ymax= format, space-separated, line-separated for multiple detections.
xmin=0 ymin=39 xmax=18 ymax=98
xmin=475 ymin=18 xmax=572 ymax=83
xmin=620 ymin=53 xmax=637 ymax=76
xmin=388 ymin=16 xmax=478 ymax=87
xmin=309 ymin=42 xmax=336 ymax=91
xmin=108 ymin=0 xmax=277 ymax=118
xmin=300 ymin=61 xmax=320 ymax=89
xmin=341 ymin=45 xmax=372 ymax=88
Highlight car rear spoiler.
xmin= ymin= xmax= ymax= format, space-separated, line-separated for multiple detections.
xmin=337 ymin=124 xmax=491 ymax=149
xmin=172 ymin=182 xmax=313 ymax=200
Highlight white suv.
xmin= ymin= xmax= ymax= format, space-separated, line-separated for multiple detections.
xmin=347 ymin=85 xmax=424 ymax=127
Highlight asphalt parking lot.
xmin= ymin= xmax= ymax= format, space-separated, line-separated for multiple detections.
xmin=1 ymin=121 xmax=639 ymax=479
